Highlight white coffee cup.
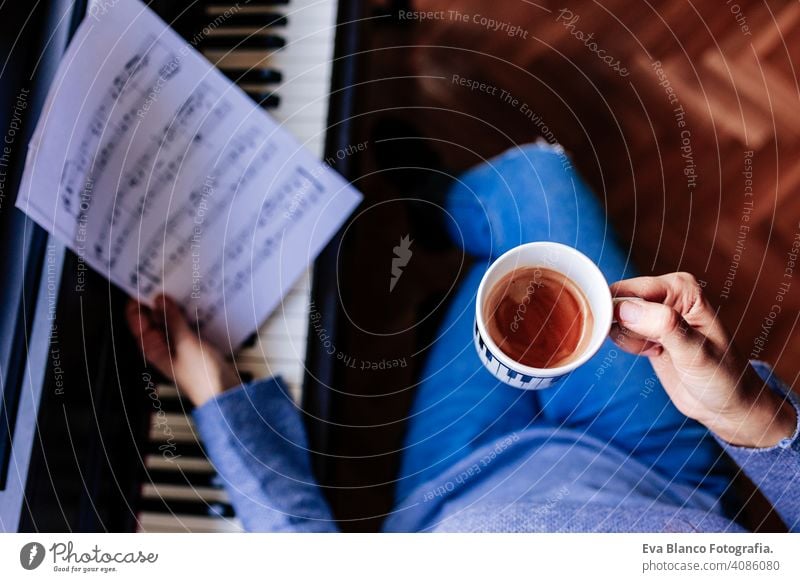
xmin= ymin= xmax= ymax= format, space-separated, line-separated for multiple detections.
xmin=474 ymin=242 xmax=614 ymax=389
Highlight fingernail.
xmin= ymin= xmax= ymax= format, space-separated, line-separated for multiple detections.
xmin=643 ymin=345 xmax=663 ymax=357
xmin=619 ymin=301 xmax=641 ymax=324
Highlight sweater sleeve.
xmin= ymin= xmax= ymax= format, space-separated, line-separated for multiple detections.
xmin=714 ymin=361 xmax=800 ymax=532
xmin=192 ymin=376 xmax=338 ymax=532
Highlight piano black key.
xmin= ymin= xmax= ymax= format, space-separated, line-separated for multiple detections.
xmin=147 ymin=440 xmax=205 ymax=458
xmin=213 ymin=13 xmax=287 ymax=28
xmin=153 ymin=397 xmax=193 ymax=415
xmin=220 ymin=67 xmax=283 ymax=85
xmin=144 ymin=468 xmax=220 ymax=488
xmin=206 ymin=0 xmax=289 ymax=6
xmin=202 ymin=33 xmax=286 ymax=50
xmin=241 ymin=331 xmax=260 ymax=348
xmin=139 ymin=497 xmax=235 ymax=518
xmin=246 ymin=91 xmax=281 ymax=109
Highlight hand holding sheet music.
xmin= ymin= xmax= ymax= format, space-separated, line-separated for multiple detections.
xmin=16 ymin=0 xmax=361 ymax=351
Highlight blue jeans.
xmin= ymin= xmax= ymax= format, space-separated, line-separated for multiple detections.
xmin=396 ymin=143 xmax=731 ymax=503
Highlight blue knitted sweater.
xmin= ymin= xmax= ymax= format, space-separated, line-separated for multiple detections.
xmin=192 ymin=363 xmax=799 ymax=532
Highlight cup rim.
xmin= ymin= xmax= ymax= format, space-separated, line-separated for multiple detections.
xmin=475 ymin=242 xmax=613 ymax=377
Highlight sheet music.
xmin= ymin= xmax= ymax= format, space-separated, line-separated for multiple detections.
xmin=16 ymin=0 xmax=361 ymax=350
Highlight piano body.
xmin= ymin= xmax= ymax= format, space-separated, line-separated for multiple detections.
xmin=0 ymin=0 xmax=365 ymax=533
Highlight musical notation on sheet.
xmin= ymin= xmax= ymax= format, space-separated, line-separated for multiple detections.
xmin=16 ymin=0 xmax=361 ymax=350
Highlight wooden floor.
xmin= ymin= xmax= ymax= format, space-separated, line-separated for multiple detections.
xmin=396 ymin=0 xmax=800 ymax=383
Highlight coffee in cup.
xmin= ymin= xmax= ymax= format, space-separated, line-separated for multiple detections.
xmin=483 ymin=266 xmax=594 ymax=369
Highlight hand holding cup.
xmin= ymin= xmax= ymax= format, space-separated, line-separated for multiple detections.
xmin=611 ymin=273 xmax=796 ymax=448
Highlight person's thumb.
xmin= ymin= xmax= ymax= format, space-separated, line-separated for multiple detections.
xmin=155 ymin=295 xmax=195 ymax=348
xmin=616 ymin=299 xmax=702 ymax=360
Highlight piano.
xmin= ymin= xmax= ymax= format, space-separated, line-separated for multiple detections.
xmin=136 ymin=0 xmax=347 ymax=533
xmin=0 ymin=0 xmax=366 ymax=532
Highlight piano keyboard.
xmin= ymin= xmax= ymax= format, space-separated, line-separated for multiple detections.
xmin=137 ymin=0 xmax=338 ymax=533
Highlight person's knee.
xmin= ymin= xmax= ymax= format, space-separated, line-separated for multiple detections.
xmin=444 ymin=142 xmax=580 ymax=258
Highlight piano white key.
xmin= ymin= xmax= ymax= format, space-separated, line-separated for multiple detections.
xmin=156 ymin=383 xmax=179 ymax=399
xmin=142 ymin=483 xmax=229 ymax=504
xmin=241 ymin=316 xmax=309 ymax=334
xmin=249 ymin=327 xmax=307 ymax=342
xmin=238 ymin=336 xmax=307 ymax=361
xmin=146 ymin=455 xmax=215 ymax=472
xmin=290 ymin=270 xmax=311 ymax=288
xmin=149 ymin=414 xmax=198 ymax=441
xmin=137 ymin=513 xmax=243 ymax=533
xmin=272 ymin=288 xmax=311 ymax=315
xmin=273 ymin=99 xmax=327 ymax=126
